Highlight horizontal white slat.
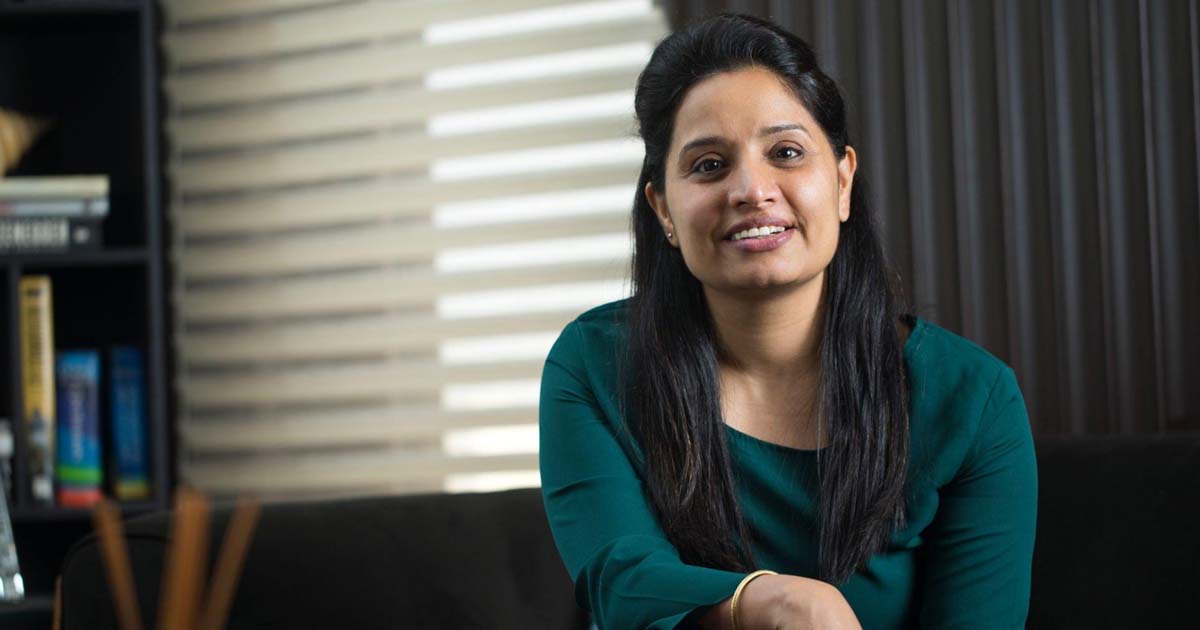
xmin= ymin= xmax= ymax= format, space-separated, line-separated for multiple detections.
xmin=181 ymin=357 xmax=542 ymax=408
xmin=165 ymin=13 xmax=663 ymax=109
xmin=177 ymin=260 xmax=626 ymax=322
xmin=173 ymin=165 xmax=637 ymax=238
xmin=164 ymin=0 xmax=596 ymax=67
xmin=181 ymin=405 xmax=534 ymax=451
xmin=179 ymin=310 xmax=573 ymax=366
xmin=171 ymin=117 xmax=634 ymax=196
xmin=175 ymin=215 xmax=627 ymax=280
xmin=169 ymin=70 xmax=636 ymax=152
xmin=182 ymin=450 xmax=539 ymax=493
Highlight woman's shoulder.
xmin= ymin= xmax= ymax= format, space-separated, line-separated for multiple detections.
xmin=905 ymin=316 xmax=1013 ymax=386
xmin=905 ymin=316 xmax=1028 ymax=485
xmin=543 ymin=298 xmax=630 ymax=381
xmin=572 ymin=297 xmax=630 ymax=330
xmin=548 ymin=299 xmax=629 ymax=351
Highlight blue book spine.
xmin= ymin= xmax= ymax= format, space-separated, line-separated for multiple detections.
xmin=110 ymin=346 xmax=150 ymax=500
xmin=55 ymin=350 xmax=102 ymax=506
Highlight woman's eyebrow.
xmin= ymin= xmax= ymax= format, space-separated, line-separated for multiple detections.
xmin=678 ymin=123 xmax=812 ymax=156
xmin=678 ymin=135 xmax=724 ymax=156
xmin=760 ymin=123 xmax=811 ymax=138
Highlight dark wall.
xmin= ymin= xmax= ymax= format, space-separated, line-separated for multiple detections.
xmin=656 ymin=0 xmax=1200 ymax=436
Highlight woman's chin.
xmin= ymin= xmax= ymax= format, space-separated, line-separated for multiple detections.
xmin=707 ymin=274 xmax=808 ymax=296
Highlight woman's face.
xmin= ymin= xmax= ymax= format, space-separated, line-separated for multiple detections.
xmin=645 ymin=66 xmax=856 ymax=297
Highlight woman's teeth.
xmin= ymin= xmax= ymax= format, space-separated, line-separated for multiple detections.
xmin=729 ymin=225 xmax=788 ymax=241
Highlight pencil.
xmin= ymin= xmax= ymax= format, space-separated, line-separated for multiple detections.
xmin=157 ymin=488 xmax=211 ymax=630
xmin=199 ymin=496 xmax=261 ymax=630
xmin=91 ymin=499 xmax=143 ymax=630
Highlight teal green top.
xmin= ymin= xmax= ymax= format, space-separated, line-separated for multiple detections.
xmin=538 ymin=299 xmax=1037 ymax=629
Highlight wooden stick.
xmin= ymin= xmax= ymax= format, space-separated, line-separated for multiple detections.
xmin=158 ymin=488 xmax=210 ymax=630
xmin=53 ymin=575 xmax=62 ymax=630
xmin=198 ymin=497 xmax=261 ymax=630
xmin=91 ymin=499 xmax=142 ymax=630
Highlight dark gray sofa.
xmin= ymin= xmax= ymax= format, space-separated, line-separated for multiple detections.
xmin=57 ymin=435 xmax=1200 ymax=629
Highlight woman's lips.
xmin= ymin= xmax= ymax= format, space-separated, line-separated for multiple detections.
xmin=724 ymin=227 xmax=794 ymax=252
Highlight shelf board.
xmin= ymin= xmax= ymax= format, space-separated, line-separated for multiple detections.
xmin=11 ymin=499 xmax=160 ymax=524
xmin=0 ymin=0 xmax=141 ymax=14
xmin=0 ymin=247 xmax=148 ymax=269
xmin=0 ymin=594 xmax=53 ymax=618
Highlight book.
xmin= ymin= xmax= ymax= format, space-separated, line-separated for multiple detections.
xmin=55 ymin=350 xmax=103 ymax=507
xmin=0 ymin=175 xmax=108 ymax=200
xmin=0 ymin=197 xmax=109 ymax=217
xmin=18 ymin=275 xmax=55 ymax=505
xmin=110 ymin=346 xmax=150 ymax=500
xmin=0 ymin=216 xmax=104 ymax=253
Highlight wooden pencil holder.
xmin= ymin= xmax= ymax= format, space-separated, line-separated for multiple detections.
xmin=63 ymin=488 xmax=261 ymax=630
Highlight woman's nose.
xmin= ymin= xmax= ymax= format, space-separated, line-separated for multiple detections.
xmin=727 ymin=159 xmax=777 ymax=208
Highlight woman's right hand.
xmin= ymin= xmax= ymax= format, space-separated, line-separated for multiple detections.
xmin=735 ymin=573 xmax=862 ymax=630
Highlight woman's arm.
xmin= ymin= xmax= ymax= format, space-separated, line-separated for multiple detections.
xmin=918 ymin=367 xmax=1039 ymax=628
xmin=539 ymin=321 xmax=748 ymax=629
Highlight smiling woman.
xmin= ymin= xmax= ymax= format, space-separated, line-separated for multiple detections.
xmin=539 ymin=12 xmax=1037 ymax=630
xmin=645 ymin=66 xmax=854 ymax=294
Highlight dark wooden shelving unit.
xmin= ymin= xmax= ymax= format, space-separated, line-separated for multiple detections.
xmin=0 ymin=0 xmax=172 ymax=624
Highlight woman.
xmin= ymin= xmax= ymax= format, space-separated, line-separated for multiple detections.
xmin=539 ymin=13 xmax=1037 ymax=630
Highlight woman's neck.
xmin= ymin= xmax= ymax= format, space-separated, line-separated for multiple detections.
xmin=704 ymin=272 xmax=826 ymax=383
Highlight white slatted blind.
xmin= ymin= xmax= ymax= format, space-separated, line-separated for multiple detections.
xmin=161 ymin=0 xmax=665 ymax=500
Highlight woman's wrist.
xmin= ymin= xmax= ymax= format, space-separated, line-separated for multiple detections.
xmin=701 ymin=573 xmax=788 ymax=630
xmin=698 ymin=573 xmax=784 ymax=630
xmin=731 ymin=570 xmax=779 ymax=630
xmin=698 ymin=573 xmax=856 ymax=630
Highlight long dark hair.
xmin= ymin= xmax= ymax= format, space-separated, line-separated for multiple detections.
xmin=619 ymin=13 xmax=911 ymax=584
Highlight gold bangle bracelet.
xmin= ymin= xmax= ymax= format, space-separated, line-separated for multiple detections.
xmin=730 ymin=569 xmax=778 ymax=630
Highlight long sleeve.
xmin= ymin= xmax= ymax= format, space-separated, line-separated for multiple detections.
xmin=917 ymin=366 xmax=1039 ymax=628
xmin=539 ymin=321 xmax=748 ymax=629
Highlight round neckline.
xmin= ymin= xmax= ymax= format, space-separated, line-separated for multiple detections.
xmin=724 ymin=422 xmax=827 ymax=455
xmin=723 ymin=315 xmax=927 ymax=455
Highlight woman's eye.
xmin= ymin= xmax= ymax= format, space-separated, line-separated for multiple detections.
xmin=693 ymin=158 xmax=723 ymax=174
xmin=775 ymin=146 xmax=803 ymax=160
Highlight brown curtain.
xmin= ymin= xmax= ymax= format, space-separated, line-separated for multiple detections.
xmin=656 ymin=0 xmax=1200 ymax=436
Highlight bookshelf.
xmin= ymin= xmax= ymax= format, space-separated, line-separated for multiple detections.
xmin=0 ymin=0 xmax=172 ymax=619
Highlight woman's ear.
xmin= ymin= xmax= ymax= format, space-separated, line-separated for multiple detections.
xmin=838 ymin=145 xmax=857 ymax=223
xmin=644 ymin=181 xmax=676 ymax=242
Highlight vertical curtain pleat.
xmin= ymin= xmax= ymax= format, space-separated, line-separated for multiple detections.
xmin=1144 ymin=0 xmax=1200 ymax=432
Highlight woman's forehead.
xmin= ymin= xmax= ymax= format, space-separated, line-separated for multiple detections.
xmin=671 ymin=68 xmax=816 ymax=147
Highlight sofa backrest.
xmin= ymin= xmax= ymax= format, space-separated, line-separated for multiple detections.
xmin=59 ymin=435 xmax=1200 ymax=628
xmin=59 ymin=487 xmax=588 ymax=630
xmin=1028 ymin=434 xmax=1200 ymax=629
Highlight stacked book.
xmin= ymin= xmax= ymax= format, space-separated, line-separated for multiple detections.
xmin=0 ymin=175 xmax=108 ymax=253
xmin=19 ymin=276 xmax=151 ymax=508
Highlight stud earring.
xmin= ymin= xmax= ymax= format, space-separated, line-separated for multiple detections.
xmin=666 ymin=231 xmax=673 ymax=240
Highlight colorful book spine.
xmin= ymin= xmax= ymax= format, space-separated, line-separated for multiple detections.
xmin=18 ymin=275 xmax=55 ymax=505
xmin=55 ymin=350 xmax=102 ymax=507
xmin=110 ymin=346 xmax=149 ymax=500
